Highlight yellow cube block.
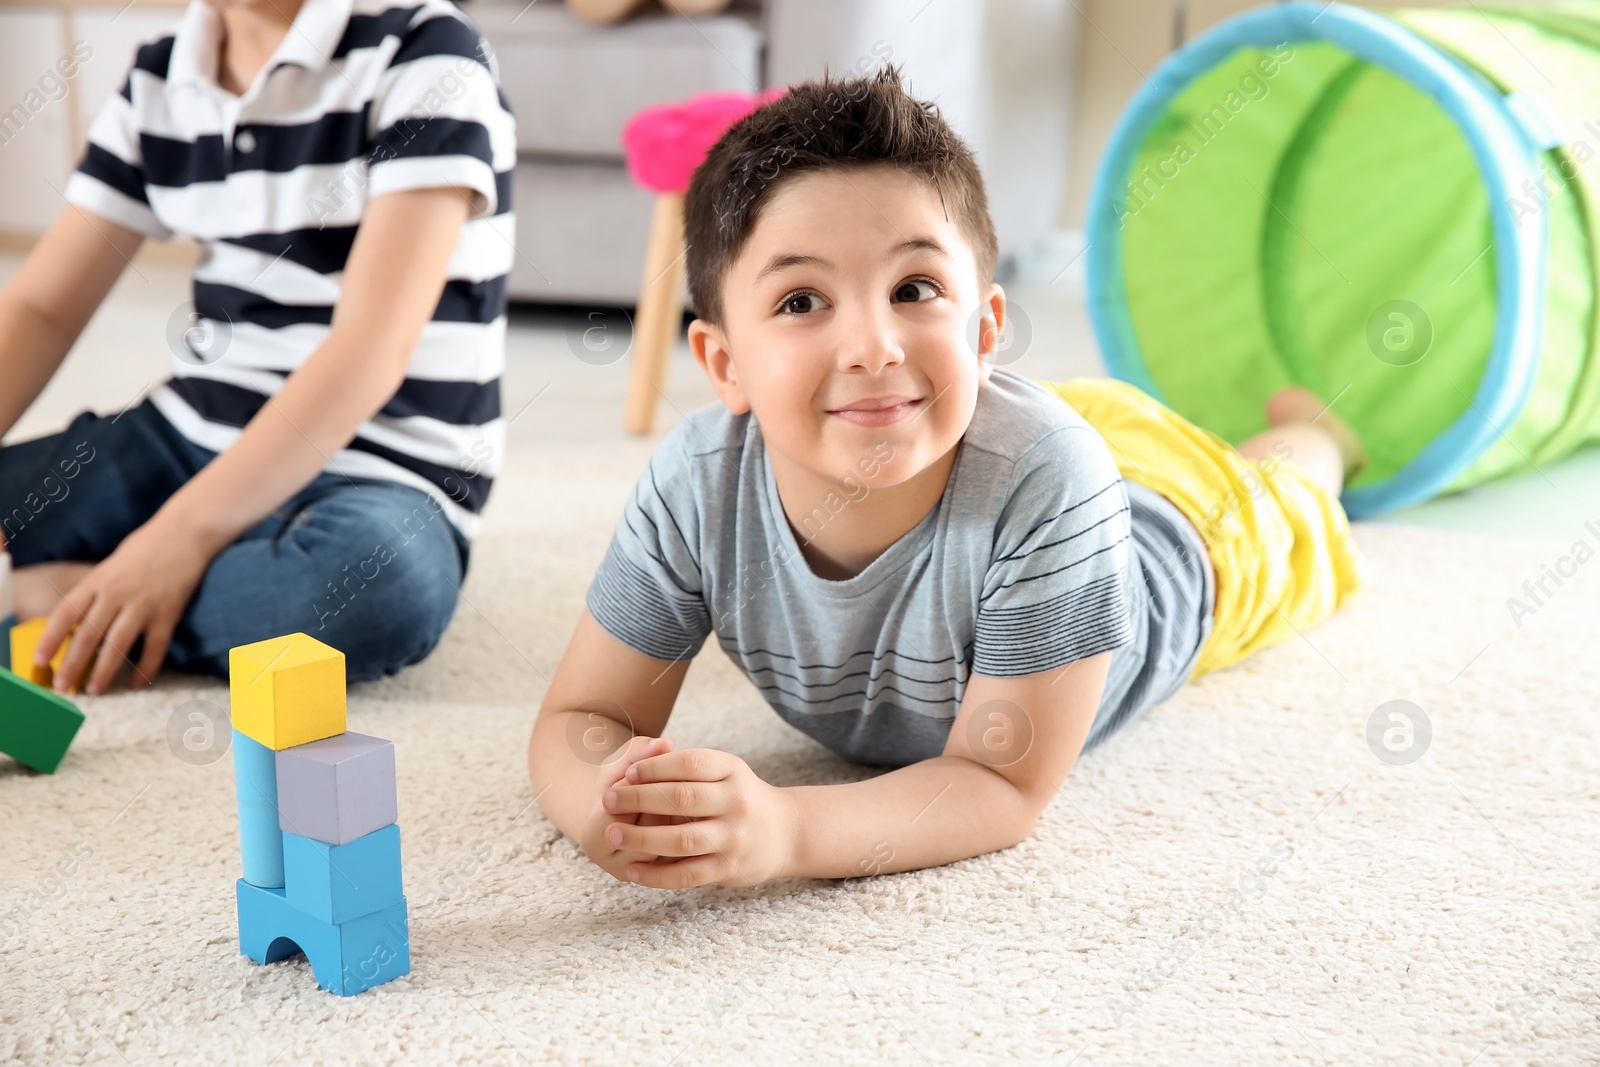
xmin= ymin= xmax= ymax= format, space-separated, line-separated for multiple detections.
xmin=228 ymin=633 xmax=346 ymax=751
xmin=10 ymin=616 xmax=71 ymax=689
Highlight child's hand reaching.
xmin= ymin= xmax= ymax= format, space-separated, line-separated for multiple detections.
xmin=580 ymin=734 xmax=683 ymax=883
xmin=38 ymin=515 xmax=214 ymax=694
xmin=600 ymin=747 xmax=798 ymax=890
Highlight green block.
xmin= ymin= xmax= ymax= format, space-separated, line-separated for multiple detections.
xmin=0 ymin=665 xmax=85 ymax=774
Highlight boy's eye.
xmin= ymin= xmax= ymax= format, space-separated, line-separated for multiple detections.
xmin=778 ymin=291 xmax=826 ymax=315
xmin=893 ymin=278 xmax=942 ymax=303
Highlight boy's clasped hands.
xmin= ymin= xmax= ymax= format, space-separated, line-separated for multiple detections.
xmin=582 ymin=734 xmax=800 ymax=889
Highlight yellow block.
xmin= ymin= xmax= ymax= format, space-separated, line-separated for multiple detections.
xmin=10 ymin=617 xmax=71 ymax=690
xmin=228 ymin=633 xmax=346 ymax=751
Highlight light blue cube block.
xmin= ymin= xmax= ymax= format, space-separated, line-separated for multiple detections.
xmin=232 ymin=728 xmax=285 ymax=888
xmin=283 ymin=822 xmax=403 ymax=924
xmin=236 ymin=879 xmax=410 ymax=996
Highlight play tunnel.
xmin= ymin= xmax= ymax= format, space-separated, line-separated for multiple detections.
xmin=1085 ymin=2 xmax=1600 ymax=517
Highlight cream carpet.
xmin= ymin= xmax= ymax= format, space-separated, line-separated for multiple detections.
xmin=3 ymin=441 xmax=1599 ymax=1065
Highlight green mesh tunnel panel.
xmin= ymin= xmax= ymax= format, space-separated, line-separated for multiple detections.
xmin=1084 ymin=3 xmax=1600 ymax=517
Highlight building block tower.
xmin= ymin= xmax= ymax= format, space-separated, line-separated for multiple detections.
xmin=228 ymin=632 xmax=410 ymax=996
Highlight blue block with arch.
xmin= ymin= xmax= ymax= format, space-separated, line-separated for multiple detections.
xmin=235 ymin=879 xmax=410 ymax=997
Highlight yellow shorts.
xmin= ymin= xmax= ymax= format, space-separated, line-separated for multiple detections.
xmin=1039 ymin=378 xmax=1366 ymax=679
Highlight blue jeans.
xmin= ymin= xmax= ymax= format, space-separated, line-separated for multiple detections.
xmin=0 ymin=401 xmax=469 ymax=683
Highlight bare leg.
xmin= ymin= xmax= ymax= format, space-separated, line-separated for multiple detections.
xmin=0 ymin=504 xmax=99 ymax=619
xmin=14 ymin=561 xmax=95 ymax=620
xmin=1236 ymin=386 xmax=1367 ymax=501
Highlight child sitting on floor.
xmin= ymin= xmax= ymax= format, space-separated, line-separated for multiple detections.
xmin=528 ymin=67 xmax=1365 ymax=888
xmin=0 ymin=0 xmax=514 ymax=694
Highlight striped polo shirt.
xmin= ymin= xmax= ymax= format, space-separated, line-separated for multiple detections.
xmin=65 ymin=0 xmax=516 ymax=540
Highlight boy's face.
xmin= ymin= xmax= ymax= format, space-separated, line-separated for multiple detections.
xmin=689 ymin=165 xmax=1004 ymax=494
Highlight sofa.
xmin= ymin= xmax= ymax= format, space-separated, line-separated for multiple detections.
xmin=468 ymin=0 xmax=1080 ymax=306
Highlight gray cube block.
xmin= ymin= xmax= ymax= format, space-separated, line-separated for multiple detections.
xmin=275 ymin=731 xmax=398 ymax=846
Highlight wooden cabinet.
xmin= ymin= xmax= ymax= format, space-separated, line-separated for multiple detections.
xmin=0 ymin=8 xmax=76 ymax=235
xmin=0 ymin=0 xmax=182 ymax=248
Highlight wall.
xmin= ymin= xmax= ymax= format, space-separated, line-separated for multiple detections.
xmin=1059 ymin=0 xmax=1568 ymax=229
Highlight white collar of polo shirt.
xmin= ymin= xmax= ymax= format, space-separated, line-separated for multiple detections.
xmin=167 ymin=0 xmax=355 ymax=93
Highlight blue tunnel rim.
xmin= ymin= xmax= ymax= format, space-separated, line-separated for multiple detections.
xmin=1084 ymin=1 xmax=1551 ymax=518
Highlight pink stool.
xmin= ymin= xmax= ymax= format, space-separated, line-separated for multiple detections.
xmin=620 ymin=88 xmax=786 ymax=434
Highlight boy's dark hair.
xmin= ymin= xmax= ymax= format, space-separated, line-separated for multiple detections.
xmin=683 ymin=65 xmax=999 ymax=325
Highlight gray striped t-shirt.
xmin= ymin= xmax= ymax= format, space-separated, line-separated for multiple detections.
xmin=586 ymin=370 xmax=1214 ymax=767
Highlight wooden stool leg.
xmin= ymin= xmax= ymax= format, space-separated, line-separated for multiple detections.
xmin=624 ymin=193 xmax=687 ymax=435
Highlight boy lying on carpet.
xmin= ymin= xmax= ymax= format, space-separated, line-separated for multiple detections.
xmin=528 ymin=68 xmax=1366 ymax=888
xmin=0 ymin=0 xmax=513 ymax=693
